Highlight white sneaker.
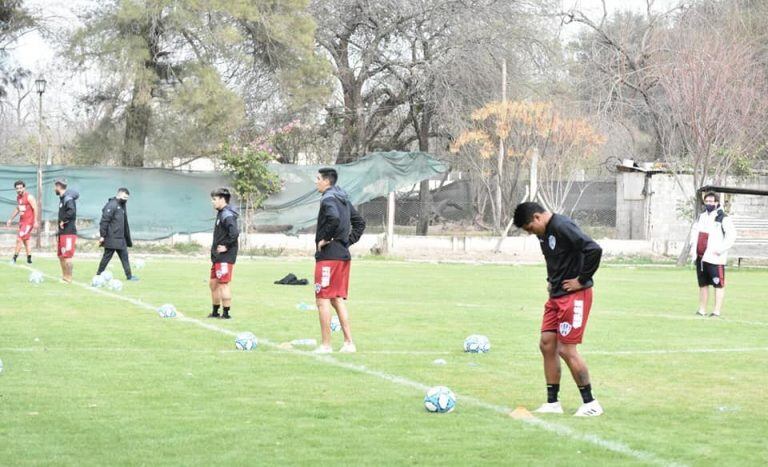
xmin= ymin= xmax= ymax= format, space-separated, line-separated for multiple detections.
xmin=695 ymin=310 xmax=706 ymax=317
xmin=574 ymin=400 xmax=604 ymax=417
xmin=313 ymin=345 xmax=332 ymax=354
xmin=533 ymin=402 xmax=563 ymax=414
xmin=339 ymin=342 xmax=357 ymax=353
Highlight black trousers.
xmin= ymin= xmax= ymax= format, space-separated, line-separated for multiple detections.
xmin=97 ymin=248 xmax=132 ymax=278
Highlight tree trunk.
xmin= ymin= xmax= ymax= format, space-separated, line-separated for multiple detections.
xmin=415 ymin=111 xmax=432 ymax=236
xmin=121 ymin=77 xmax=151 ymax=167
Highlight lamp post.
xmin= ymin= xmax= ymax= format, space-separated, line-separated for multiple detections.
xmin=35 ymin=77 xmax=46 ymax=249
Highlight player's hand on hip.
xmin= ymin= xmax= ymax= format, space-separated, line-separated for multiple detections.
xmin=216 ymin=245 xmax=227 ymax=253
xmin=317 ymin=239 xmax=330 ymax=250
xmin=561 ymin=278 xmax=582 ymax=292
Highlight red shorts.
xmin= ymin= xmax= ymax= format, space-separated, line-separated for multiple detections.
xmin=210 ymin=263 xmax=234 ymax=283
xmin=18 ymin=223 xmax=33 ymax=241
xmin=542 ymin=288 xmax=593 ymax=344
xmin=57 ymin=234 xmax=77 ymax=258
xmin=315 ymin=260 xmax=350 ymax=299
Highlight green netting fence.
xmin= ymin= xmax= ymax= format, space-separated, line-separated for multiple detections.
xmin=0 ymin=151 xmax=447 ymax=240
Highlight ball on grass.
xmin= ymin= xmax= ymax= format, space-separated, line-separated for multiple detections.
xmin=463 ymin=334 xmax=491 ymax=353
xmin=91 ymin=275 xmax=106 ymax=288
xmin=107 ymin=279 xmax=123 ymax=292
xmin=235 ymin=332 xmax=258 ymax=351
xmin=100 ymin=271 xmax=114 ymax=282
xmin=133 ymin=258 xmax=145 ymax=270
xmin=330 ymin=315 xmax=341 ymax=332
xmin=157 ymin=304 xmax=177 ymax=318
xmin=424 ymin=386 xmax=456 ymax=413
xmin=28 ymin=271 xmax=44 ymax=284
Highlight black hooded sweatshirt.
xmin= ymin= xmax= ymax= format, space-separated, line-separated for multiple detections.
xmin=57 ymin=189 xmax=79 ymax=235
xmin=539 ymin=214 xmax=602 ymax=298
xmin=99 ymin=197 xmax=132 ymax=249
xmin=315 ymin=186 xmax=366 ymax=261
xmin=211 ymin=205 xmax=239 ymax=264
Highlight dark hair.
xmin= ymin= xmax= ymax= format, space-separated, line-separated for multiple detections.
xmin=210 ymin=187 xmax=231 ymax=203
xmin=54 ymin=179 xmax=68 ymax=189
xmin=318 ymin=168 xmax=338 ymax=186
xmin=117 ymin=187 xmax=130 ymax=195
xmin=513 ymin=202 xmax=547 ymax=228
xmin=703 ymin=191 xmax=719 ymax=202
xmin=14 ymin=180 xmax=25 ymax=188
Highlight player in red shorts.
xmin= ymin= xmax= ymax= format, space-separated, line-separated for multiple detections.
xmin=312 ymin=168 xmax=366 ymax=353
xmin=207 ymin=188 xmax=238 ymax=320
xmin=55 ymin=179 xmax=79 ymax=283
xmin=513 ymin=202 xmax=604 ymax=417
xmin=5 ymin=180 xmax=39 ymax=264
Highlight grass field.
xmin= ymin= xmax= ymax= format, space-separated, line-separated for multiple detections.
xmin=1 ymin=257 xmax=767 ymax=466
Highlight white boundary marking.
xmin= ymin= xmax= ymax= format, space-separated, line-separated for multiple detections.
xmin=3 ymin=263 xmax=684 ymax=466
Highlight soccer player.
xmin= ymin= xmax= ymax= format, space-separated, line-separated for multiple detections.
xmin=6 ymin=180 xmax=39 ymax=264
xmin=97 ymin=188 xmax=138 ymax=281
xmin=690 ymin=192 xmax=736 ymax=318
xmin=312 ymin=168 xmax=366 ymax=354
xmin=513 ymin=202 xmax=604 ymax=417
xmin=55 ymin=179 xmax=79 ymax=283
xmin=208 ymin=188 xmax=238 ymax=320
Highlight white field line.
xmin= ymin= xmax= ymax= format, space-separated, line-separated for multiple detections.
xmin=4 ymin=263 xmax=684 ymax=467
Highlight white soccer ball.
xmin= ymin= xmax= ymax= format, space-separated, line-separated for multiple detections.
xmin=424 ymin=386 xmax=456 ymax=413
xmin=91 ymin=275 xmax=106 ymax=288
xmin=463 ymin=334 xmax=491 ymax=353
xmin=157 ymin=304 xmax=177 ymax=318
xmin=28 ymin=271 xmax=44 ymax=284
xmin=330 ymin=315 xmax=341 ymax=332
xmin=107 ymin=279 xmax=123 ymax=292
xmin=235 ymin=332 xmax=258 ymax=351
xmin=0 ymin=358 xmax=3 ymax=374
xmin=100 ymin=271 xmax=114 ymax=282
xmin=133 ymin=258 xmax=145 ymax=270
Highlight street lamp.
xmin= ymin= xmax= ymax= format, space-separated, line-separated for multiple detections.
xmin=35 ymin=77 xmax=46 ymax=249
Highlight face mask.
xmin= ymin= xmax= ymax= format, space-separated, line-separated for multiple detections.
xmin=118 ymin=198 xmax=127 ymax=205
xmin=705 ymin=205 xmax=716 ymax=213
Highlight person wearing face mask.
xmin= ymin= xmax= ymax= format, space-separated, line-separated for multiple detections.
xmin=689 ymin=192 xmax=736 ymax=317
xmin=96 ymin=187 xmax=137 ymax=281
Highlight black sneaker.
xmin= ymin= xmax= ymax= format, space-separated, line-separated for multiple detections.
xmin=207 ymin=312 xmax=221 ymax=319
xmin=695 ymin=310 xmax=706 ymax=317
xmin=221 ymin=314 xmax=231 ymax=320
xmin=26 ymin=256 xmax=32 ymax=264
xmin=708 ymin=312 xmax=721 ymax=318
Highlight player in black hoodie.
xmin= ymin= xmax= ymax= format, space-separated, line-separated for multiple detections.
xmin=208 ymin=188 xmax=239 ymax=320
xmin=55 ymin=179 xmax=79 ymax=283
xmin=313 ymin=168 xmax=366 ymax=353
xmin=513 ymin=202 xmax=604 ymax=417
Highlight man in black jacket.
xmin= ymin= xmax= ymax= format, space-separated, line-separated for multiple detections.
xmin=55 ymin=179 xmax=79 ymax=283
xmin=513 ymin=202 xmax=604 ymax=417
xmin=312 ymin=168 xmax=366 ymax=354
xmin=97 ymin=188 xmax=137 ymax=281
xmin=208 ymin=188 xmax=239 ymax=320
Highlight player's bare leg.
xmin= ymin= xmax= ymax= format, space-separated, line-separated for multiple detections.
xmin=559 ymin=343 xmax=603 ymax=416
xmin=712 ymin=287 xmax=725 ymax=317
xmin=219 ymin=283 xmax=232 ymax=319
xmin=59 ymin=258 xmax=73 ymax=283
xmin=697 ymin=286 xmax=709 ymax=316
xmin=314 ymin=298 xmax=333 ymax=353
xmin=534 ymin=331 xmax=563 ymax=413
xmin=208 ymin=278 xmax=221 ymax=318
xmin=331 ymin=297 xmax=355 ymax=352
xmin=12 ymin=237 xmax=22 ymax=263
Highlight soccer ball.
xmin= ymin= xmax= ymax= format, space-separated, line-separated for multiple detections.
xmin=330 ymin=315 xmax=341 ymax=332
xmin=424 ymin=386 xmax=456 ymax=413
xmin=463 ymin=334 xmax=491 ymax=353
xmin=157 ymin=304 xmax=177 ymax=318
xmin=28 ymin=271 xmax=44 ymax=284
xmin=107 ymin=279 xmax=123 ymax=292
xmin=235 ymin=332 xmax=258 ymax=351
xmin=91 ymin=275 xmax=106 ymax=288
xmin=0 ymin=358 xmax=3 ymax=374
xmin=100 ymin=270 xmax=114 ymax=282
xmin=133 ymin=258 xmax=145 ymax=270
